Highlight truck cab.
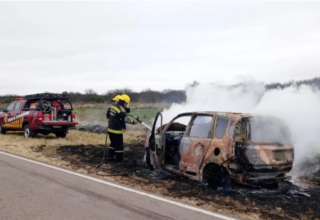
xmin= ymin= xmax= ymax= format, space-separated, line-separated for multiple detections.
xmin=0 ymin=93 xmax=78 ymax=138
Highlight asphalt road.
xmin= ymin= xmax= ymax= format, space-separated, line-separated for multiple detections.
xmin=0 ymin=152 xmax=236 ymax=220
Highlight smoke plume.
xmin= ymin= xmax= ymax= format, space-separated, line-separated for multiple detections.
xmin=161 ymin=78 xmax=320 ymax=178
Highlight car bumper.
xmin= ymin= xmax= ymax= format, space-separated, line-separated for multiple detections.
xmin=230 ymin=171 xmax=292 ymax=186
xmin=36 ymin=124 xmax=76 ymax=132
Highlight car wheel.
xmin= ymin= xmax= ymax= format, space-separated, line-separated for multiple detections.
xmin=203 ymin=164 xmax=224 ymax=189
xmin=23 ymin=124 xmax=36 ymax=138
xmin=0 ymin=123 xmax=6 ymax=134
xmin=56 ymin=132 xmax=67 ymax=138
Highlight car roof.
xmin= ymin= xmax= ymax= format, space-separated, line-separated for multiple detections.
xmin=177 ymin=111 xmax=252 ymax=117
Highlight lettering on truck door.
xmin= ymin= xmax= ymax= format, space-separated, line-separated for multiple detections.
xmin=2 ymin=102 xmax=16 ymax=129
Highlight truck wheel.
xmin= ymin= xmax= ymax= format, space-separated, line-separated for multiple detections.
xmin=0 ymin=123 xmax=6 ymax=134
xmin=23 ymin=124 xmax=36 ymax=138
xmin=203 ymin=164 xmax=224 ymax=189
xmin=56 ymin=132 xmax=67 ymax=138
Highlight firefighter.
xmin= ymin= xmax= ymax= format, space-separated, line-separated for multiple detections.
xmin=107 ymin=94 xmax=138 ymax=161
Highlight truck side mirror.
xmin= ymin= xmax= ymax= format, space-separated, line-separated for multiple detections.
xmin=0 ymin=108 xmax=4 ymax=112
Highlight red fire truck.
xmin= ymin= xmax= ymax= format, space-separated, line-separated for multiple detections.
xmin=0 ymin=93 xmax=78 ymax=138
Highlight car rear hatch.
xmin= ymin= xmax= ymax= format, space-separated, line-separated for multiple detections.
xmin=242 ymin=116 xmax=294 ymax=181
xmin=244 ymin=144 xmax=293 ymax=173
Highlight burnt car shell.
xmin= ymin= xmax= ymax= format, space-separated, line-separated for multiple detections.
xmin=146 ymin=111 xmax=294 ymax=187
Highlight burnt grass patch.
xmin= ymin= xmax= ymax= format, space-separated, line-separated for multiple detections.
xmin=36 ymin=143 xmax=320 ymax=220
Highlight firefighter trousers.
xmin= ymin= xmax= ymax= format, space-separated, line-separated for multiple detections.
xmin=108 ymin=132 xmax=124 ymax=161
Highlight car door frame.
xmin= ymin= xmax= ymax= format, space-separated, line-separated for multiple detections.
xmin=148 ymin=112 xmax=163 ymax=170
xmin=179 ymin=113 xmax=215 ymax=178
xmin=207 ymin=115 xmax=232 ymax=165
xmin=148 ymin=112 xmax=193 ymax=170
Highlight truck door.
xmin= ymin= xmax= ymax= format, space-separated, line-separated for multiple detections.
xmin=179 ymin=114 xmax=213 ymax=176
xmin=2 ymin=102 xmax=16 ymax=129
xmin=13 ymin=101 xmax=23 ymax=130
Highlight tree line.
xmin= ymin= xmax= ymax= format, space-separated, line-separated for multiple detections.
xmin=1 ymin=77 xmax=320 ymax=104
xmin=0 ymin=88 xmax=187 ymax=104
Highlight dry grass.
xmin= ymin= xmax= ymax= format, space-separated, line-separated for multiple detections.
xmin=0 ymin=130 xmax=145 ymax=162
xmin=0 ymin=131 xmax=102 ymax=162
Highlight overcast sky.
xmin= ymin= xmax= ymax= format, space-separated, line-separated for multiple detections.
xmin=0 ymin=1 xmax=320 ymax=95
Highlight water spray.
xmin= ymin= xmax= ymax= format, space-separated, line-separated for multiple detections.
xmin=141 ymin=122 xmax=152 ymax=131
xmin=128 ymin=114 xmax=152 ymax=130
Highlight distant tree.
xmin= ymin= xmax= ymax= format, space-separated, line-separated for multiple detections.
xmin=91 ymin=95 xmax=105 ymax=103
xmin=2 ymin=77 xmax=319 ymax=104
xmin=85 ymin=89 xmax=97 ymax=95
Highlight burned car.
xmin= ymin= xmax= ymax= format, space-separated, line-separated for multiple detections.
xmin=145 ymin=112 xmax=294 ymax=188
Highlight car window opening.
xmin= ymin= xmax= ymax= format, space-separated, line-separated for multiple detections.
xmin=189 ymin=116 xmax=213 ymax=138
xmin=163 ymin=115 xmax=191 ymax=168
xmin=215 ymin=117 xmax=228 ymax=139
xmin=248 ymin=117 xmax=292 ymax=144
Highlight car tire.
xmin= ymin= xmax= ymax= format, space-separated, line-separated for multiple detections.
xmin=0 ymin=123 xmax=6 ymax=134
xmin=203 ymin=164 xmax=225 ymax=189
xmin=56 ymin=132 xmax=67 ymax=138
xmin=23 ymin=124 xmax=36 ymax=138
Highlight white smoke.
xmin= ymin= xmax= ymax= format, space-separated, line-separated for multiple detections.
xmin=161 ymin=78 xmax=320 ymax=178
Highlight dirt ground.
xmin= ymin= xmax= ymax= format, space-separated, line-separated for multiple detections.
xmin=0 ymin=130 xmax=319 ymax=220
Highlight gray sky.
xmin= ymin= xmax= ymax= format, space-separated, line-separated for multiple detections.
xmin=1 ymin=1 xmax=320 ymax=95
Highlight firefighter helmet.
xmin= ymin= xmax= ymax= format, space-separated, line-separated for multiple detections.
xmin=112 ymin=95 xmax=121 ymax=102
xmin=120 ymin=94 xmax=131 ymax=104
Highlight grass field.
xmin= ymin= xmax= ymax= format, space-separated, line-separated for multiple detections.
xmin=74 ymin=106 xmax=162 ymax=125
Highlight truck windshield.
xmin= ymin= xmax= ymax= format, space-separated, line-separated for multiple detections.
xmin=249 ymin=117 xmax=292 ymax=144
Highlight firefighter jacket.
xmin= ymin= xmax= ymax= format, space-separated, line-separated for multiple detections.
xmin=107 ymin=106 xmax=126 ymax=132
xmin=107 ymin=104 xmax=136 ymax=134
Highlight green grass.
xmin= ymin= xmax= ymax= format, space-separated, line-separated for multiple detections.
xmin=129 ymin=108 xmax=161 ymax=121
xmin=73 ymin=107 xmax=161 ymax=125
